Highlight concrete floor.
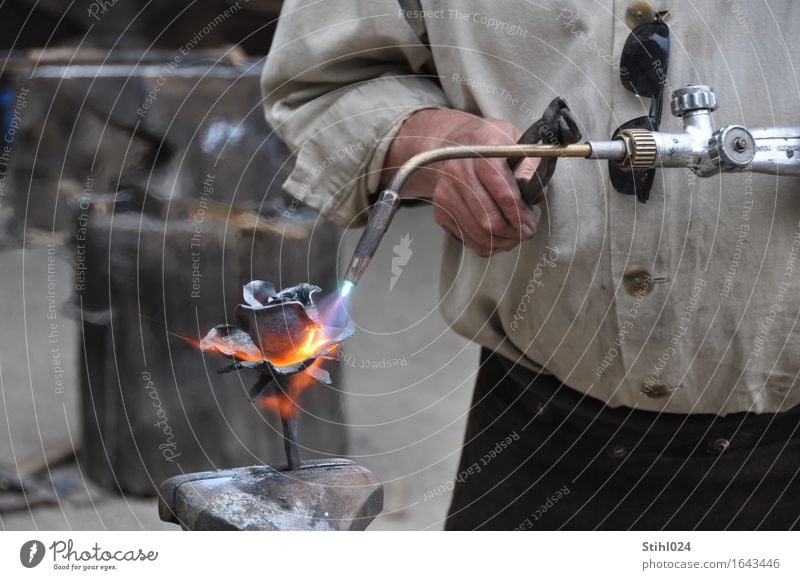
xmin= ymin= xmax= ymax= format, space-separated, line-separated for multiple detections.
xmin=0 ymin=206 xmax=478 ymax=531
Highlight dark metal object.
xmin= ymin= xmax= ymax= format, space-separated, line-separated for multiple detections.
xmin=507 ymin=96 xmax=582 ymax=205
xmin=202 ymin=282 xmax=353 ymax=386
xmin=158 ymin=459 xmax=384 ymax=531
xmin=200 ymin=281 xmax=355 ymax=470
xmin=280 ymin=416 xmax=301 ymax=471
xmin=1 ymin=50 xmax=305 ymax=240
xmin=238 ymin=282 xmax=321 ymax=361
xmin=0 ymin=468 xmax=58 ymax=513
xmin=203 ymin=281 xmax=353 ymax=380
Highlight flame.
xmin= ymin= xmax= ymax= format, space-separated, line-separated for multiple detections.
xmin=195 ymin=334 xmax=265 ymax=363
xmin=258 ymin=357 xmax=325 ymax=418
xmin=317 ymin=291 xmax=351 ymax=330
xmin=264 ymin=325 xmax=331 ymax=367
xmin=186 ymin=288 xmax=355 ymax=421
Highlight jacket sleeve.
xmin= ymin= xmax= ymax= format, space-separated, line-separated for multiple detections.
xmin=261 ymin=0 xmax=450 ymax=227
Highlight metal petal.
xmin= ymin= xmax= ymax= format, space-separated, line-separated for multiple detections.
xmin=305 ymin=365 xmax=331 ymax=386
xmin=200 ymin=324 xmax=264 ymax=362
xmin=242 ymin=280 xmax=278 ymax=307
xmin=235 ymin=301 xmax=319 ymax=361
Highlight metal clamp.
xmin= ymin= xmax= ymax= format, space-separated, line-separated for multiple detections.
xmin=507 ymin=97 xmax=582 ymax=205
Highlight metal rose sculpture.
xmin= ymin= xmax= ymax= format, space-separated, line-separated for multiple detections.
xmin=198 ymin=281 xmax=354 ymax=471
xmin=200 ymin=281 xmax=354 ymax=401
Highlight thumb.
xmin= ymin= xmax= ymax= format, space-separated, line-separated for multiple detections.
xmin=512 ymin=156 xmax=547 ymax=206
xmin=513 ymin=156 xmax=540 ymax=182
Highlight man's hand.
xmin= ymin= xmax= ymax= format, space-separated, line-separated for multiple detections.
xmin=381 ymin=109 xmax=541 ymax=257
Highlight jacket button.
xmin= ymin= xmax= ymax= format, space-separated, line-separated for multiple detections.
xmin=609 ymin=443 xmax=627 ymax=459
xmin=625 ymin=1 xmax=656 ymax=29
xmin=623 ymin=266 xmax=654 ymax=296
xmin=641 ymin=383 xmax=672 ymax=398
xmin=711 ymin=438 xmax=731 ymax=454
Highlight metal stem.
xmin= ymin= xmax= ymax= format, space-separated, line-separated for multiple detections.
xmin=280 ymin=414 xmax=301 ymax=471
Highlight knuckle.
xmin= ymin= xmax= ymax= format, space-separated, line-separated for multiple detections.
xmin=476 ymin=231 xmax=493 ymax=247
xmin=498 ymin=197 xmax=519 ymax=216
xmin=489 ymin=215 xmax=508 ymax=233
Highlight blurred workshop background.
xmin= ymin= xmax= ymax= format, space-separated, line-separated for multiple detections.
xmin=0 ymin=0 xmax=478 ymax=530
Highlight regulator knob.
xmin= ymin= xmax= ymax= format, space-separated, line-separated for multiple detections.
xmin=671 ymin=85 xmax=718 ymax=117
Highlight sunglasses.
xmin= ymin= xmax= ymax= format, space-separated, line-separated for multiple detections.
xmin=609 ymin=11 xmax=670 ymax=202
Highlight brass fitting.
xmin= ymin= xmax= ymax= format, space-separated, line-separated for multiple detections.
xmin=617 ymin=129 xmax=657 ymax=171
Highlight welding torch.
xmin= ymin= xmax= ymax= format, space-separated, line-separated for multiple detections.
xmin=341 ymin=84 xmax=800 ymax=297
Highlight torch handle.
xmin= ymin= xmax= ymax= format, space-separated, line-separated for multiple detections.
xmin=341 ymin=142 xmax=616 ymax=291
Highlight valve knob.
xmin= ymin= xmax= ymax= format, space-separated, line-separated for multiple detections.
xmin=671 ymin=85 xmax=718 ymax=117
xmin=708 ymin=125 xmax=755 ymax=170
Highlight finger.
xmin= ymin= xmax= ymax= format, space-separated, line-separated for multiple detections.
xmin=474 ymin=157 xmax=539 ymax=234
xmin=459 ymin=226 xmax=520 ymax=257
xmin=470 ymin=234 xmax=521 ymax=257
xmin=435 ymin=165 xmax=535 ymax=254
xmin=435 ymin=204 xmax=524 ymax=257
xmin=434 ymin=207 xmax=482 ymax=253
xmin=456 ymin=165 xmax=524 ymax=242
xmin=434 ymin=201 xmax=519 ymax=257
xmin=514 ymin=156 xmax=539 ymax=182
